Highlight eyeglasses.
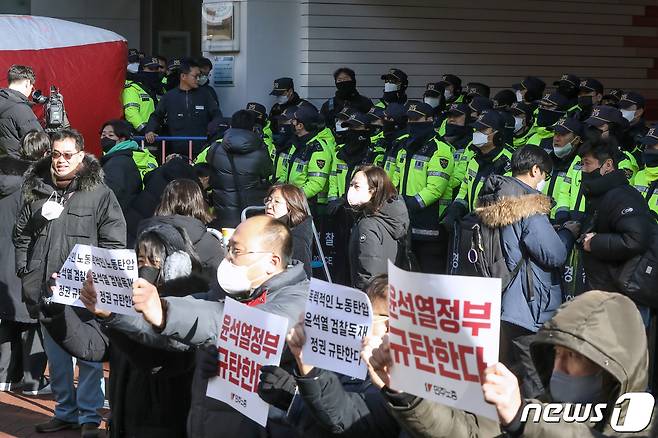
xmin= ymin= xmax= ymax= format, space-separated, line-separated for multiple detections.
xmin=264 ymin=197 xmax=285 ymax=206
xmin=51 ymin=150 xmax=81 ymax=161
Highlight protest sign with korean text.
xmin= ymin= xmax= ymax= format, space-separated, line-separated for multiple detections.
xmin=206 ymin=298 xmax=289 ymax=427
xmin=54 ymin=244 xmax=138 ymax=316
xmin=388 ymin=261 xmax=501 ymax=420
xmin=302 ymin=279 xmax=372 ymax=379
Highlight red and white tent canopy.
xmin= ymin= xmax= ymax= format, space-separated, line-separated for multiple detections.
xmin=0 ymin=15 xmax=128 ymax=156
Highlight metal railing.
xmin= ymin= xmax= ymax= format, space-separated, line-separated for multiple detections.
xmin=133 ymin=136 xmax=208 ymax=162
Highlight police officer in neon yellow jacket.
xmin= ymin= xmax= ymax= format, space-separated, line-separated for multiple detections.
xmin=375 ymin=68 xmax=408 ymax=109
xmin=633 ymin=126 xmax=658 ymax=220
xmin=526 ymin=91 xmax=571 ymax=151
xmin=245 ymin=102 xmax=275 ymax=160
xmin=284 ymin=104 xmax=335 ymax=206
xmin=583 ymin=105 xmax=638 ymax=183
xmin=509 ymin=101 xmax=537 ymax=148
xmin=442 ymin=103 xmax=475 ymax=197
xmin=393 ymin=101 xmax=454 ymax=274
xmin=380 ymin=103 xmax=409 ymax=186
xmin=443 ymin=110 xmax=513 ymax=224
xmin=122 ymin=57 xmax=161 ymax=133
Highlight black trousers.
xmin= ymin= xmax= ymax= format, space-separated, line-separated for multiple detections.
xmin=0 ymin=320 xmax=47 ymax=390
xmin=411 ymin=233 xmax=449 ymax=274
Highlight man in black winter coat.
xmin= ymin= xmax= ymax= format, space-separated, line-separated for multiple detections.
xmin=320 ymin=67 xmax=373 ymax=130
xmin=0 ymin=65 xmax=43 ymax=157
xmin=578 ymin=139 xmax=654 ymax=303
xmin=207 ymin=110 xmax=272 ymax=228
xmin=144 ymin=59 xmax=219 ymax=157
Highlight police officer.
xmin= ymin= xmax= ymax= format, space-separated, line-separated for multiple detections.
xmin=442 ymin=103 xmax=475 ymax=197
xmin=509 ymin=101 xmax=536 ymax=148
xmin=333 ymin=107 xmax=355 ymax=147
xmin=526 ymin=91 xmax=571 ymax=150
xmin=464 ymin=82 xmax=491 ymax=102
xmin=122 ymin=57 xmax=161 ymax=134
xmin=494 ymin=90 xmax=518 ymax=148
xmin=245 ymin=102 xmax=275 ymax=160
xmin=268 ymin=106 xmax=298 ymax=183
xmin=381 ymin=103 xmax=409 ymax=185
xmin=439 ymin=74 xmax=464 ymax=105
xmin=163 ymin=58 xmax=182 ymax=93
xmin=285 ymin=104 xmax=334 ymax=209
xmin=553 ymin=73 xmax=581 ymax=110
xmin=144 ymin=58 xmax=219 ymax=157
xmin=584 ymin=105 xmax=637 ymax=181
xmin=619 ymin=91 xmax=649 ymax=158
xmin=544 ymin=117 xmax=585 ymax=222
xmin=443 ymin=110 xmax=513 ymax=222
xmin=363 ymin=106 xmax=387 ymax=167
xmin=376 ymin=68 xmax=408 ymax=109
xmin=468 ymin=96 xmax=494 ymax=120
xmin=269 ymin=77 xmax=310 ymax=133
xmin=602 ymin=88 xmax=624 ymax=107
xmin=394 ymin=101 xmax=454 ymax=274
xmin=320 ymin=67 xmax=373 ymax=129
xmin=577 ymin=78 xmax=604 ymax=121
xmin=513 ymin=76 xmax=546 ymax=104
xmin=633 ymin=126 xmax=658 ymax=219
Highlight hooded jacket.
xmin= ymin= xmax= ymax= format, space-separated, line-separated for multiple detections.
xmin=0 ymin=88 xmax=43 ymax=157
xmin=100 ymin=140 xmax=142 ymax=213
xmin=349 ymin=196 xmax=409 ymax=290
xmin=0 ymin=156 xmax=33 ymax=322
xmin=382 ymin=291 xmax=651 ymax=437
xmin=13 ymin=155 xmax=126 ymax=317
xmin=208 ymin=128 xmax=273 ymax=228
xmin=476 ymin=176 xmax=568 ymax=332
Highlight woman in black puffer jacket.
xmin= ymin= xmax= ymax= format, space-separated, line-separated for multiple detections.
xmin=207 ymin=110 xmax=272 ymax=228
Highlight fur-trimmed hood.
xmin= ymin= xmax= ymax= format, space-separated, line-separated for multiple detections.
xmin=22 ymin=154 xmax=104 ymax=202
xmin=475 ymin=175 xmax=551 ymax=228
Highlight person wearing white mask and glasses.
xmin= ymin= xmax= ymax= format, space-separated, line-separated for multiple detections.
xmin=130 ymin=214 xmax=309 ymax=438
xmin=619 ymin=91 xmax=649 ymax=157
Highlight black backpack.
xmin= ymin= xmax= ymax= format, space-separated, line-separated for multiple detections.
xmin=448 ymin=213 xmax=532 ymax=296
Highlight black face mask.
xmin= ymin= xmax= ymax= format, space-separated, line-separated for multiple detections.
xmin=345 ymin=130 xmax=370 ymax=150
xmin=137 ymin=71 xmax=163 ymax=92
xmin=335 ymin=80 xmax=356 ymax=99
xmin=581 ymin=167 xmax=602 ymax=184
xmin=383 ymin=91 xmax=401 ymax=103
xmin=537 ymin=108 xmax=565 ymax=128
xmin=407 ymin=121 xmax=435 ymax=138
xmin=138 ymin=266 xmax=160 ymax=285
xmin=100 ymin=137 xmax=117 ymax=153
xmin=585 ymin=125 xmax=603 ymax=143
xmin=578 ymin=95 xmax=593 ymax=109
xmin=273 ymin=124 xmax=293 ymax=147
xmin=643 ymin=150 xmax=658 ymax=168
xmin=383 ymin=120 xmax=403 ymax=133
xmin=558 ymin=84 xmax=578 ymax=100
xmin=444 ymin=123 xmax=470 ymax=139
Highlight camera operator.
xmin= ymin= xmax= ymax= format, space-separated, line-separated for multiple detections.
xmin=0 ymin=65 xmax=43 ymax=157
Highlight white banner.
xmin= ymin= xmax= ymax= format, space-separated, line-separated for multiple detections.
xmin=302 ymin=279 xmax=372 ymax=379
xmin=206 ymin=298 xmax=289 ymax=427
xmin=387 ymin=261 xmax=501 ymax=420
xmin=54 ymin=244 xmax=138 ymax=316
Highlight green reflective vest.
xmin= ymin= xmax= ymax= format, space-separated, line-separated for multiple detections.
xmin=633 ymin=167 xmax=658 ymax=220
xmin=328 ymin=141 xmax=387 ymax=201
xmin=284 ymin=130 xmax=335 ymax=204
xmin=383 ymin=133 xmax=409 ymax=187
xmin=122 ymin=80 xmax=155 ymax=132
xmin=544 ymin=154 xmax=580 ymax=220
xmin=454 ymin=147 xmax=513 ymax=212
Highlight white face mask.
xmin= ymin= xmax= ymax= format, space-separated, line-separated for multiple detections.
xmin=335 ymin=121 xmax=348 ymax=132
xmin=536 ymin=179 xmax=547 ymax=192
xmin=424 ymin=97 xmax=440 ymax=108
xmin=127 ymin=62 xmax=139 ymax=73
xmin=384 ymin=82 xmax=400 ymax=93
xmin=553 ymin=142 xmax=575 ymax=159
xmin=515 ymin=90 xmax=524 ymax=102
xmin=216 ymin=255 xmax=270 ymax=296
xmin=198 ymin=75 xmax=209 ymax=86
xmin=444 ymin=89 xmax=453 ymax=100
xmin=472 ymin=131 xmax=490 ymax=148
xmin=513 ymin=116 xmax=525 ymax=133
xmin=275 ymin=94 xmax=289 ymax=105
xmin=621 ymin=109 xmax=636 ymax=122
xmin=41 ymin=192 xmax=64 ymax=221
xmin=347 ymin=186 xmax=372 ymax=207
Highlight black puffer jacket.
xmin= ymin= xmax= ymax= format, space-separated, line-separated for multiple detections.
xmin=208 ymin=128 xmax=272 ymax=228
xmin=0 ymin=88 xmax=43 ymax=157
xmin=13 ymin=155 xmax=126 ymax=318
xmin=138 ymin=214 xmax=225 ymax=285
xmin=0 ymin=156 xmax=33 ymax=322
xmin=39 ymin=273 xmax=208 ymax=438
xmin=100 ymin=145 xmax=142 ymax=214
xmin=124 ymin=156 xmax=197 ymax=246
xmin=348 ymin=196 xmax=409 ymax=290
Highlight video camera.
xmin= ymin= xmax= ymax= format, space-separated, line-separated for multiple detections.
xmin=32 ymin=85 xmax=69 ymax=132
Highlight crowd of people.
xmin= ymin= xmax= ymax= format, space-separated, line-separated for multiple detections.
xmin=0 ymin=49 xmax=656 ymax=437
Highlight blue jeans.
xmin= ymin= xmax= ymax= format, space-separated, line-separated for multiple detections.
xmin=41 ymin=324 xmax=104 ymax=425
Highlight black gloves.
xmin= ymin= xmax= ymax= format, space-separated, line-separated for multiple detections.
xmin=404 ymin=195 xmax=423 ymax=213
xmin=257 ymin=365 xmax=296 ymax=411
xmin=326 ymin=197 xmax=346 ymax=216
xmin=197 ymin=343 xmax=219 ymax=380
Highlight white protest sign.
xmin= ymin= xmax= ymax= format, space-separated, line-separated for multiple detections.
xmin=387 ymin=261 xmax=501 ymax=420
xmin=302 ymin=279 xmax=372 ymax=379
xmin=54 ymin=244 xmax=138 ymax=316
xmin=206 ymin=298 xmax=289 ymax=427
